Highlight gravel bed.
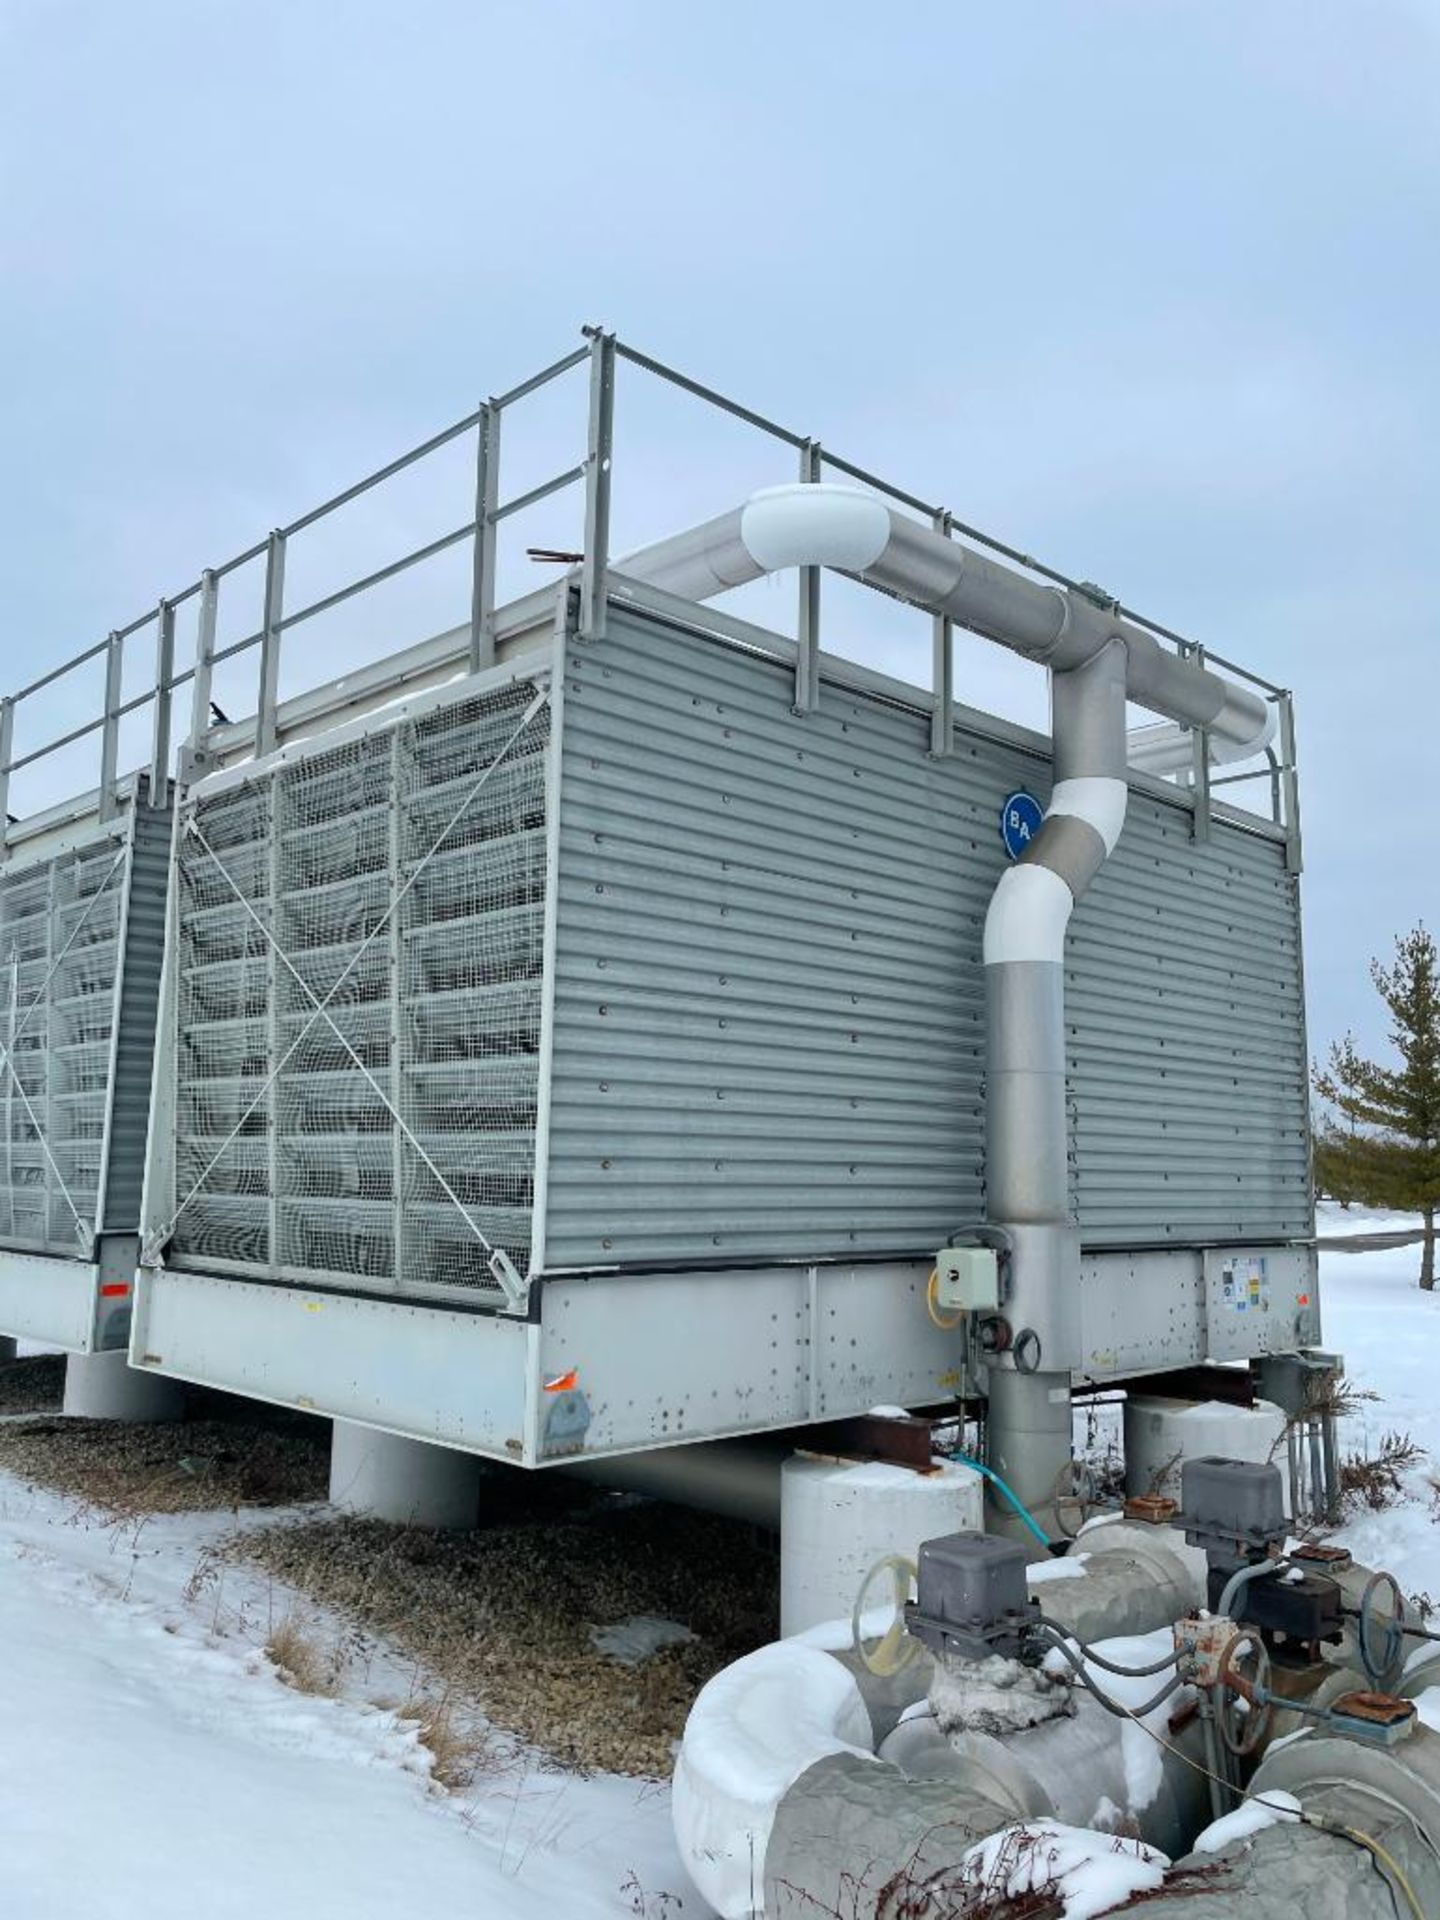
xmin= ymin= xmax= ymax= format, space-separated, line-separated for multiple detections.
xmin=0 ymin=1410 xmax=330 ymax=1513
xmin=0 ymin=1355 xmax=65 ymax=1416
xmin=239 ymin=1488 xmax=779 ymax=1776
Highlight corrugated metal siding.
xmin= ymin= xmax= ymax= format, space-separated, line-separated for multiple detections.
xmin=0 ymin=798 xmax=171 ymax=1259
xmin=101 ymin=796 xmax=173 ymax=1234
xmin=541 ymin=608 xmax=1310 ymax=1269
xmin=1068 ymin=801 xmax=1309 ymax=1243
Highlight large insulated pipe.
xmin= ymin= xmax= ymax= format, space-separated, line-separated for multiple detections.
xmin=674 ymin=1526 xmax=1206 ymax=1918
xmin=617 ymin=487 xmax=1272 ymax=1527
xmin=982 ymin=639 xmax=1128 ymax=1518
xmin=1100 ymin=1727 xmax=1440 ymax=1915
xmin=616 ymin=486 xmax=1274 ymax=761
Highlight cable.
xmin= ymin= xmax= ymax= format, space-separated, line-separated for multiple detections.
xmin=949 ymin=1450 xmax=1052 ymax=1551
xmin=1034 ymin=1628 xmax=1181 ymax=1720
xmin=1034 ymin=1618 xmax=1176 ymax=1677
xmin=1103 ymin=1677 xmax=1426 ymax=1919
xmin=1217 ymin=1555 xmax=1287 ymax=1621
xmin=1311 ymin=1821 xmax=1425 ymax=1920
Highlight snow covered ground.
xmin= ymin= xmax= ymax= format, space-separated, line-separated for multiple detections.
xmin=0 ymin=1481 xmax=699 ymax=1919
xmin=0 ymin=1209 xmax=1436 ymax=1919
xmin=1317 ymin=1202 xmax=1440 ymax=1607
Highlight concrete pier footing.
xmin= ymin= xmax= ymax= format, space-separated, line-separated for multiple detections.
xmin=63 ymin=1351 xmax=186 ymax=1421
xmin=328 ymin=1419 xmax=480 ymax=1528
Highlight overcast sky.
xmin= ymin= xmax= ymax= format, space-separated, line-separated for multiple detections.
xmin=2 ymin=0 xmax=1435 ymax=1062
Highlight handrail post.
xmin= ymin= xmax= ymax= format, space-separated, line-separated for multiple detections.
xmin=0 ymin=696 xmax=12 ymax=853
xmin=930 ymin=509 xmax=955 ymax=756
xmin=468 ymin=401 xmax=501 ymax=673
xmin=98 ymin=631 xmax=123 ymax=821
xmin=255 ymin=530 xmax=286 ymax=760
xmin=1188 ymin=642 xmax=1211 ymax=844
xmin=148 ymin=598 xmax=175 ymax=804
xmin=579 ymin=330 xmax=616 ymax=640
xmin=1280 ymin=691 xmax=1303 ymax=874
xmin=794 ymin=438 xmax=822 ymax=715
xmin=186 ymin=568 xmax=219 ymax=772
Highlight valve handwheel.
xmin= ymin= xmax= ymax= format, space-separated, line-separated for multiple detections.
xmin=1358 ymin=1569 xmax=1406 ymax=1692
xmin=1216 ymin=1631 xmax=1274 ymax=1758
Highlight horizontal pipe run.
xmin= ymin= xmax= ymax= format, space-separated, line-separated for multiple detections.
xmin=615 ymin=486 xmax=1271 ymax=759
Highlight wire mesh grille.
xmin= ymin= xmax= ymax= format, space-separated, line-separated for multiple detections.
xmin=168 ymin=680 xmax=550 ymax=1302
xmin=0 ymin=840 xmax=127 ymax=1255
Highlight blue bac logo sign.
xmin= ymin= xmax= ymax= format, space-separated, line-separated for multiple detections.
xmin=1000 ymin=791 xmax=1043 ymax=862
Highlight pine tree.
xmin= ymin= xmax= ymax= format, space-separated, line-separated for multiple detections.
xmin=1314 ymin=926 xmax=1440 ymax=1288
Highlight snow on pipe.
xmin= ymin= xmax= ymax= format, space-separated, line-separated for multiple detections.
xmin=672 ymin=1526 xmax=1206 ymax=1919
xmin=1096 ymin=1725 xmax=1440 ymax=1915
xmin=613 ymin=484 xmax=1275 ymax=766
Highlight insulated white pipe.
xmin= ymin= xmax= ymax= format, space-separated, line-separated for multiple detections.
xmin=1127 ymin=710 xmax=1276 ymax=777
xmin=616 ymin=485 xmax=1274 ymax=765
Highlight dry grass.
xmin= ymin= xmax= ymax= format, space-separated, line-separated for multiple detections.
xmin=235 ymin=1485 xmax=778 ymax=1777
xmin=265 ymin=1611 xmax=339 ymax=1697
xmin=1338 ymin=1429 xmax=1424 ymax=1513
xmin=0 ymin=1409 xmax=329 ymax=1514
xmin=394 ymin=1691 xmax=485 ymax=1791
xmin=0 ymin=1354 xmax=65 ymax=1416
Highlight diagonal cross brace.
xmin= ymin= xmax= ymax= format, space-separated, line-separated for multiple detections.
xmin=146 ymin=684 xmax=551 ymax=1308
xmin=0 ymin=844 xmax=129 ymax=1255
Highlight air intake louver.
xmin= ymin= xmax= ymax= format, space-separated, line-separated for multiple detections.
xmin=0 ymin=839 xmax=128 ymax=1255
xmin=168 ymin=680 xmax=549 ymax=1303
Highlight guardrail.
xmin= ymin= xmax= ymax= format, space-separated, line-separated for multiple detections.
xmin=1 ymin=327 xmax=1301 ymax=871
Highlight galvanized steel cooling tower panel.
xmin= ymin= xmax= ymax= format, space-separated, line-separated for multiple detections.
xmin=540 ymin=607 xmax=1310 ymax=1270
xmin=1068 ymin=803 xmax=1310 ymax=1245
xmin=0 ymin=785 xmax=172 ymax=1351
xmin=160 ymin=677 xmax=550 ymax=1304
xmin=0 ymin=796 xmax=171 ymax=1263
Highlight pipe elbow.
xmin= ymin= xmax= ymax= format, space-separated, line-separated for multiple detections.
xmin=738 ymin=484 xmax=892 ymax=575
xmin=1047 ymin=776 xmax=1127 ymax=855
xmin=672 ymin=1641 xmax=875 ymax=1920
xmin=984 ymin=864 xmax=1075 ymax=966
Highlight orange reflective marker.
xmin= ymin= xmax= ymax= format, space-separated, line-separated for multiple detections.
xmin=544 ymin=1369 xmax=579 ymax=1394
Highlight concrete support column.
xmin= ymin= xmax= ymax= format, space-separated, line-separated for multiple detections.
xmin=63 ymin=1351 xmax=185 ymax=1421
xmin=329 ymin=1420 xmax=480 ymax=1529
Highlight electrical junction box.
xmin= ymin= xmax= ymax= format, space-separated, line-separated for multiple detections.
xmin=935 ymin=1247 xmax=1001 ymax=1312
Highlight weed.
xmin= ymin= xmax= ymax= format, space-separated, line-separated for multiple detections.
xmin=264 ymin=1612 xmax=339 ymax=1696
xmin=1338 ymin=1430 xmax=1423 ymax=1512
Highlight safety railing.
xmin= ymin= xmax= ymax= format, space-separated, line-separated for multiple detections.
xmin=1 ymin=327 xmax=1302 ymax=873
